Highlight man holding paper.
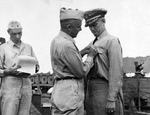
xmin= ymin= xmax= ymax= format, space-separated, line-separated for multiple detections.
xmin=0 ymin=20 xmax=39 ymax=115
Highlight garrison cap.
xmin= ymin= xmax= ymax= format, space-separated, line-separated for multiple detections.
xmin=84 ymin=8 xmax=107 ymax=27
xmin=8 ymin=20 xmax=22 ymax=30
xmin=60 ymin=7 xmax=83 ymax=21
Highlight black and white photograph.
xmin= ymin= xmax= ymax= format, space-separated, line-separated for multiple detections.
xmin=0 ymin=0 xmax=150 ymax=115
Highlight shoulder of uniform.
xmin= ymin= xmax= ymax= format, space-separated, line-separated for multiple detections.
xmin=106 ymin=34 xmax=121 ymax=45
xmin=0 ymin=42 xmax=7 ymax=48
xmin=64 ymin=41 xmax=75 ymax=50
xmin=22 ymin=42 xmax=32 ymax=49
xmin=107 ymin=33 xmax=117 ymax=40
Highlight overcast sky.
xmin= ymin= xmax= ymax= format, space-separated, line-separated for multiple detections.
xmin=0 ymin=0 xmax=150 ymax=73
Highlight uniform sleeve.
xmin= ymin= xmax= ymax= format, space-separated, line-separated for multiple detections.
xmin=0 ymin=46 xmax=5 ymax=76
xmin=61 ymin=44 xmax=94 ymax=78
xmin=30 ymin=46 xmax=39 ymax=65
xmin=107 ymin=39 xmax=123 ymax=102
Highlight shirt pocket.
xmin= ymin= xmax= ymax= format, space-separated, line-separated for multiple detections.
xmin=96 ymin=47 xmax=108 ymax=60
xmin=5 ymin=50 xmax=18 ymax=59
xmin=97 ymin=47 xmax=105 ymax=55
xmin=20 ymin=47 xmax=32 ymax=56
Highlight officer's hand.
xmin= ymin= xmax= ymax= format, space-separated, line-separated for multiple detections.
xmin=80 ymin=46 xmax=91 ymax=57
xmin=4 ymin=65 xmax=21 ymax=76
xmin=88 ymin=45 xmax=97 ymax=57
xmin=106 ymin=101 xmax=116 ymax=114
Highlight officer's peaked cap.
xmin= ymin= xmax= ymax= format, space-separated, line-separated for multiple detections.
xmin=84 ymin=8 xmax=107 ymax=27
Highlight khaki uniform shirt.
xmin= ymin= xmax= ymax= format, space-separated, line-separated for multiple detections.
xmin=50 ymin=31 xmax=94 ymax=79
xmin=89 ymin=30 xmax=123 ymax=102
xmin=0 ymin=39 xmax=38 ymax=76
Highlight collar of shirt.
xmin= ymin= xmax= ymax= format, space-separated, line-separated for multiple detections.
xmin=7 ymin=39 xmax=25 ymax=49
xmin=97 ymin=30 xmax=108 ymax=40
xmin=59 ymin=31 xmax=75 ymax=44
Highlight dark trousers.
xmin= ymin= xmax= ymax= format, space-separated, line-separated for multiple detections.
xmin=85 ymin=78 xmax=124 ymax=115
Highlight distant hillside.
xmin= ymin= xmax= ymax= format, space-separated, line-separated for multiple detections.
xmin=123 ymin=56 xmax=150 ymax=73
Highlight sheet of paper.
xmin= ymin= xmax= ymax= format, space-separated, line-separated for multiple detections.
xmin=17 ymin=55 xmax=37 ymax=74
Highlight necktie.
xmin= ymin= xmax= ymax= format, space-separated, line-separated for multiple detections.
xmin=87 ymin=37 xmax=98 ymax=78
xmin=93 ymin=37 xmax=98 ymax=45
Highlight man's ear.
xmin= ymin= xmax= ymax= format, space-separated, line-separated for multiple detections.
xmin=7 ymin=29 xmax=10 ymax=34
xmin=101 ymin=18 xmax=106 ymax=23
xmin=67 ymin=24 xmax=71 ymax=30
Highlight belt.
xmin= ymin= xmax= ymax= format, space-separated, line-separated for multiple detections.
xmin=5 ymin=73 xmax=30 ymax=78
xmin=88 ymin=77 xmax=106 ymax=81
xmin=55 ymin=77 xmax=82 ymax=81
xmin=17 ymin=73 xmax=30 ymax=78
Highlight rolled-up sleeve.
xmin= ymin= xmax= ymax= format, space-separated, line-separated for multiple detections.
xmin=30 ymin=46 xmax=39 ymax=65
